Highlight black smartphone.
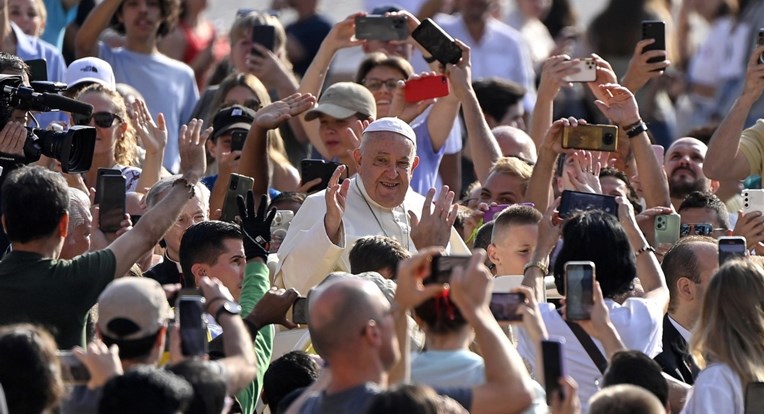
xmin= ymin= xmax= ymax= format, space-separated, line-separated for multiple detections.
xmin=355 ymin=15 xmax=408 ymax=41
xmin=757 ymin=28 xmax=763 ymax=64
xmin=251 ymin=24 xmax=276 ymax=55
xmin=95 ymin=168 xmax=122 ymax=205
xmin=97 ymin=173 xmax=126 ymax=233
xmin=411 ymin=18 xmax=462 ymax=65
xmin=542 ymin=338 xmax=566 ymax=404
xmin=25 ymin=58 xmax=47 ymax=82
xmin=177 ymin=295 xmax=208 ymax=357
xmin=718 ymin=236 xmax=747 ymax=266
xmin=58 ymin=350 xmax=90 ymax=384
xmin=300 ymin=159 xmax=344 ymax=193
xmin=564 ymin=261 xmax=595 ymax=321
xmin=489 ymin=292 xmax=524 ymax=321
xmin=641 ymin=20 xmax=666 ymax=68
xmin=221 ymin=173 xmax=254 ymax=223
xmin=292 ymin=297 xmax=309 ymax=325
xmin=427 ymin=255 xmax=472 ymax=285
xmin=559 ymin=190 xmax=618 ymax=219
xmin=230 ymin=130 xmax=247 ymax=152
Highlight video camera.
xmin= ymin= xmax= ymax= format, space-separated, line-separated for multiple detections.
xmin=0 ymin=74 xmax=96 ymax=173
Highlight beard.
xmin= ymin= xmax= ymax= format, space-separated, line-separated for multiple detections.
xmin=669 ymin=176 xmax=707 ymax=199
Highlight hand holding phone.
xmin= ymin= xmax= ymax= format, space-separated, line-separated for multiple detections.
xmin=300 ymin=159 xmax=345 ymax=193
xmin=654 ymin=213 xmax=680 ymax=246
xmin=562 ymin=124 xmax=618 ymax=152
xmin=641 ymin=20 xmax=666 ymax=68
xmin=292 ymin=297 xmax=309 ymax=325
xmin=221 ymin=173 xmax=254 ymax=223
xmin=542 ymin=338 xmax=566 ymax=404
xmin=489 ymin=292 xmax=524 ymax=321
xmin=564 ymin=261 xmax=595 ymax=321
xmin=355 ymin=15 xmax=408 ymax=41
xmin=559 ymin=190 xmax=618 ymax=219
xmin=483 ymin=204 xmax=509 ymax=223
xmin=404 ymin=74 xmax=449 ymax=103
xmin=97 ymin=172 xmax=126 ymax=233
xmin=562 ymin=58 xmax=597 ymax=83
xmin=251 ymin=25 xmax=276 ymax=56
xmin=427 ymin=254 xmax=472 ymax=285
xmin=177 ymin=295 xmax=208 ymax=357
xmin=411 ymin=19 xmax=462 ymax=65
xmin=58 ymin=350 xmax=91 ymax=384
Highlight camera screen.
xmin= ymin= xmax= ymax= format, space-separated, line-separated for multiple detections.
xmin=427 ymin=255 xmax=471 ymax=285
xmin=489 ymin=293 xmax=523 ymax=321
xmin=565 ymin=264 xmax=593 ymax=320
xmin=559 ymin=191 xmax=618 ymax=218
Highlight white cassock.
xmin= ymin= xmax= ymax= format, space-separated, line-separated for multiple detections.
xmin=273 ymin=175 xmax=470 ymax=293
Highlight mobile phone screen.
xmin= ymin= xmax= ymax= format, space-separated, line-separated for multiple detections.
xmin=489 ymin=292 xmax=524 ymax=321
xmin=565 ymin=263 xmax=594 ymax=321
xmin=98 ymin=174 xmax=126 ymax=233
xmin=559 ymin=190 xmax=618 ymax=219
xmin=178 ymin=297 xmax=207 ymax=357
xmin=300 ymin=159 xmax=344 ymax=193
xmin=58 ymin=351 xmax=91 ymax=384
xmin=427 ymin=255 xmax=472 ymax=285
xmin=292 ymin=297 xmax=309 ymax=325
xmin=719 ymin=238 xmax=746 ymax=265
xmin=251 ymin=25 xmax=276 ymax=55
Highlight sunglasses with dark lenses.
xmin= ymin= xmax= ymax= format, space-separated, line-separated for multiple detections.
xmin=73 ymin=112 xmax=122 ymax=128
xmin=680 ymin=223 xmax=724 ymax=237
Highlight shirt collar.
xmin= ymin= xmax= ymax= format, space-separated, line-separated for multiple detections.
xmin=668 ymin=315 xmax=692 ymax=343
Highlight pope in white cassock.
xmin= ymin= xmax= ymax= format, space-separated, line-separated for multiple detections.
xmin=274 ymin=117 xmax=470 ymax=293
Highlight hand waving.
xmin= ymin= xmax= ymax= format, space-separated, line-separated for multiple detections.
xmin=237 ymin=190 xmax=276 ymax=261
xmin=323 ymin=165 xmax=350 ymax=244
xmin=179 ymin=119 xmax=211 ymax=184
xmin=254 ymin=93 xmax=317 ymax=130
xmin=409 ymin=186 xmax=458 ymax=249
xmin=593 ymin=83 xmax=641 ymax=127
xmin=130 ymin=99 xmax=167 ymax=155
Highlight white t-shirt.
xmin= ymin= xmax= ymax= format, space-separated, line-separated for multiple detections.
xmin=517 ymin=297 xmax=664 ymax=412
xmin=411 ymin=349 xmax=485 ymax=388
xmin=681 ymin=363 xmax=745 ymax=414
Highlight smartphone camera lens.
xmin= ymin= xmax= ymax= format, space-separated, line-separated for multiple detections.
xmin=229 ymin=180 xmax=238 ymax=190
xmin=603 ymin=133 xmax=615 ymax=146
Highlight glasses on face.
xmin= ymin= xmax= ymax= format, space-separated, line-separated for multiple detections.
xmin=73 ymin=112 xmax=122 ymax=128
xmin=680 ymin=223 xmax=725 ymax=237
xmin=174 ymin=213 xmax=206 ymax=229
xmin=362 ymin=78 xmax=400 ymax=91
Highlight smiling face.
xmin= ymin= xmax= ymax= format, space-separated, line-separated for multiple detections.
xmin=76 ymin=90 xmax=127 ymax=162
xmin=361 ymin=65 xmax=406 ymax=117
xmin=9 ymin=0 xmax=44 ymax=36
xmin=665 ymin=138 xmax=710 ymax=199
xmin=354 ymin=131 xmax=419 ymax=208
xmin=480 ymin=172 xmax=526 ymax=205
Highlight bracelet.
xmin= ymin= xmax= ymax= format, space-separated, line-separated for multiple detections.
xmin=624 ymin=120 xmax=648 ymax=138
xmin=635 ymin=245 xmax=656 ymax=257
xmin=622 ymin=119 xmax=643 ymax=131
xmin=523 ymin=260 xmax=549 ymax=275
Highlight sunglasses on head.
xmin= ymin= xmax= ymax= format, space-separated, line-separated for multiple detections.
xmin=680 ymin=223 xmax=724 ymax=237
xmin=73 ymin=112 xmax=122 ymax=128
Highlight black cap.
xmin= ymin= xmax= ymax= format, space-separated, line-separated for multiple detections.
xmin=211 ymin=105 xmax=256 ymax=140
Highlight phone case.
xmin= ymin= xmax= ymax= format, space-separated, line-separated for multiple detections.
xmin=562 ymin=124 xmax=618 ymax=152
xmin=718 ymin=236 xmax=747 ymax=266
xmin=428 ymin=255 xmax=472 ymax=285
xmin=292 ymin=297 xmax=309 ymax=325
xmin=221 ymin=173 xmax=254 ymax=223
xmin=541 ymin=338 xmax=565 ymax=404
xmin=489 ymin=292 xmax=524 ymax=321
xmin=641 ymin=20 xmax=666 ymax=66
xmin=177 ymin=296 xmax=208 ymax=357
xmin=300 ymin=159 xmax=344 ymax=193
xmin=411 ymin=18 xmax=462 ymax=65
xmin=251 ymin=25 xmax=276 ymax=54
xmin=98 ymin=174 xmax=126 ymax=233
xmin=564 ymin=261 xmax=595 ymax=321
xmin=562 ymin=58 xmax=597 ymax=82
xmin=559 ymin=190 xmax=618 ymax=218
xmin=743 ymin=189 xmax=764 ymax=215
xmin=483 ymin=204 xmax=510 ymax=223
xmin=354 ymin=15 xmax=408 ymax=41
xmin=654 ymin=213 xmax=680 ymax=246
xmin=404 ymin=75 xmax=449 ymax=103
xmin=230 ymin=131 xmax=247 ymax=152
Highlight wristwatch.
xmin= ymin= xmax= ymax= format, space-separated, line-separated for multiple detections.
xmin=214 ymin=300 xmax=242 ymax=321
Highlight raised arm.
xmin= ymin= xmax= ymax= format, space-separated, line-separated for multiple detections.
xmin=703 ymin=46 xmax=764 ymax=181
xmin=106 ymin=119 xmax=207 ymax=278
xmin=529 ymin=55 xmax=578 ymax=150
xmin=524 ymin=118 xmax=577 ymax=213
xmin=130 ymin=99 xmax=167 ymax=193
xmin=75 ymin=0 xmax=121 ymax=57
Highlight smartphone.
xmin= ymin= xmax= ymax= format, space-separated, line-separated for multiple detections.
xmin=562 ymin=58 xmax=597 ymax=82
xmin=564 ymin=261 xmax=595 ymax=321
xmin=718 ymin=236 xmax=747 ymax=266
xmin=98 ymin=173 xmax=126 ymax=233
xmin=230 ymin=130 xmax=247 ymax=152
xmin=562 ymin=124 xmax=618 ymax=152
xmin=177 ymin=295 xmax=208 ymax=357
xmin=641 ymin=20 xmax=666 ymax=67
xmin=411 ymin=18 xmax=462 ymax=65
xmin=270 ymin=210 xmax=294 ymax=254
xmin=300 ymin=159 xmax=344 ymax=193
xmin=292 ymin=296 xmax=309 ymax=325
xmin=354 ymin=15 xmax=408 ymax=41
xmin=558 ymin=190 xmax=618 ymax=219
xmin=427 ymin=254 xmax=472 ymax=285
xmin=404 ymin=74 xmax=450 ymax=103
xmin=745 ymin=381 xmax=763 ymax=414
xmin=95 ymin=168 xmax=122 ymax=205
xmin=251 ymin=24 xmax=276 ymax=55
xmin=25 ymin=58 xmax=47 ymax=82
xmin=743 ymin=189 xmax=764 ymax=216
xmin=58 ymin=350 xmax=90 ymax=384
xmin=654 ymin=213 xmax=681 ymax=246
xmin=757 ymin=28 xmax=763 ymax=64
xmin=484 ymin=204 xmax=510 ymax=223
xmin=489 ymin=292 xmax=524 ymax=321
xmin=221 ymin=173 xmax=254 ymax=223
xmin=542 ymin=338 xmax=566 ymax=404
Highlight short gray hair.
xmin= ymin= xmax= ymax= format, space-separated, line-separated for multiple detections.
xmin=68 ymin=188 xmax=91 ymax=228
xmin=145 ymin=175 xmax=210 ymax=209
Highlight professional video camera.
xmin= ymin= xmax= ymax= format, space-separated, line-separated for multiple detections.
xmin=0 ymin=74 xmax=96 ymax=173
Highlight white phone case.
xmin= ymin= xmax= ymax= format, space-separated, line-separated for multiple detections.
xmin=563 ymin=58 xmax=597 ymax=82
xmin=743 ymin=189 xmax=764 ymax=215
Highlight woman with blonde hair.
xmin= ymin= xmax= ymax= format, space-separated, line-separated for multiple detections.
xmin=682 ymin=258 xmax=764 ymax=413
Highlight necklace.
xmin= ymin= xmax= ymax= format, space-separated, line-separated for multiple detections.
xmin=354 ymin=179 xmax=411 ymax=250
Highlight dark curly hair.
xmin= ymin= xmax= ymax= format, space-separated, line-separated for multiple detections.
xmin=110 ymin=0 xmax=181 ymax=38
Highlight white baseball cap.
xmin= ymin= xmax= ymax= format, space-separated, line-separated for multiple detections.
xmin=65 ymin=57 xmax=116 ymax=91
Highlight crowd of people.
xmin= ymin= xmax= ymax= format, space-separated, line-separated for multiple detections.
xmin=0 ymin=0 xmax=761 ymax=413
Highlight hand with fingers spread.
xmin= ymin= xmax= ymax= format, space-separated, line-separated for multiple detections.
xmin=622 ymin=39 xmax=671 ymax=93
xmin=246 ymin=286 xmax=300 ymax=329
xmin=73 ymin=339 xmax=123 ymax=390
xmin=409 ymin=186 xmax=459 ymax=249
xmin=237 ymin=190 xmax=277 ymax=262
xmin=325 ymin=13 xmax=365 ymax=52
xmin=130 ymin=99 xmax=167 ymax=154
xmin=394 ymin=247 xmax=448 ymax=310
xmin=593 ymin=83 xmax=641 ymax=128
xmin=538 ymin=55 xmax=579 ymax=98
xmin=0 ymin=121 xmax=27 ymax=156
xmin=567 ymin=150 xmax=603 ymax=194
xmin=585 ymin=54 xmax=619 ymax=102
xmin=179 ymin=119 xmax=211 ymax=184
xmin=324 ymin=165 xmax=350 ymax=245
xmin=254 ymin=93 xmax=317 ymax=130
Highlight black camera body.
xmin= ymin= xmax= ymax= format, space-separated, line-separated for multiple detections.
xmin=0 ymin=74 xmax=96 ymax=173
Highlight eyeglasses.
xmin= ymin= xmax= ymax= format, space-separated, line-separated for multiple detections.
xmin=362 ymin=78 xmax=400 ymax=91
xmin=680 ymin=223 xmax=725 ymax=237
xmin=73 ymin=112 xmax=122 ymax=128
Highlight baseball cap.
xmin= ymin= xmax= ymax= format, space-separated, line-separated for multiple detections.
xmin=211 ymin=105 xmax=256 ymax=140
xmin=97 ymin=278 xmax=173 ymax=341
xmin=65 ymin=57 xmax=116 ymax=91
xmin=363 ymin=117 xmax=416 ymax=146
xmin=304 ymin=82 xmax=377 ymax=122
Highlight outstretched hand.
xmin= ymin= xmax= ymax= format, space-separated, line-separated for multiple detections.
xmin=324 ymin=165 xmax=350 ymax=245
xmin=593 ymin=83 xmax=641 ymax=127
xmin=254 ymin=93 xmax=317 ymax=130
xmin=179 ymin=119 xmax=211 ymax=183
xmin=409 ymin=186 xmax=458 ymax=250
xmin=237 ymin=191 xmax=276 ymax=261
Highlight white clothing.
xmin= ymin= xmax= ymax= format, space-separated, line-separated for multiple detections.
xmin=274 ymin=176 xmax=470 ymax=293
xmin=99 ymin=43 xmax=199 ymax=173
xmin=411 ymin=349 xmax=485 ymax=388
xmin=517 ymin=297 xmax=664 ymax=412
xmin=681 ymin=363 xmax=745 ymax=414
xmin=668 ymin=315 xmax=691 ymax=343
xmin=506 ymin=10 xmax=555 ymax=67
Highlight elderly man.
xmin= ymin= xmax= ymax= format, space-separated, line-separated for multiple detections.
xmin=275 ymin=118 xmax=469 ymax=293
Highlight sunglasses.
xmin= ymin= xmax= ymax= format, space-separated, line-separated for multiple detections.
xmin=680 ymin=223 xmax=725 ymax=237
xmin=73 ymin=112 xmax=122 ymax=128
xmin=362 ymin=79 xmax=400 ymax=91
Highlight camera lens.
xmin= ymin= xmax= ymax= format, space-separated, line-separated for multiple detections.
xmin=603 ymin=133 xmax=615 ymax=146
